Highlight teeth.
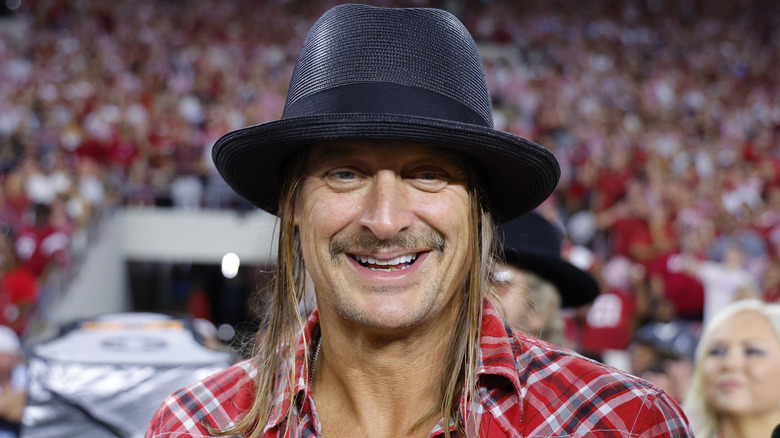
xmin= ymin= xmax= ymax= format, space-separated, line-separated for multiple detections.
xmin=354 ymin=254 xmax=417 ymax=271
xmin=358 ymin=254 xmax=417 ymax=266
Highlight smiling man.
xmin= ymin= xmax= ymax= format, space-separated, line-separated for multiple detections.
xmin=298 ymin=142 xmax=470 ymax=337
xmin=146 ymin=4 xmax=692 ymax=438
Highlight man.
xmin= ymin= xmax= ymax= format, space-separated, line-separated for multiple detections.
xmin=147 ymin=4 xmax=692 ymax=437
xmin=492 ymin=212 xmax=599 ymax=347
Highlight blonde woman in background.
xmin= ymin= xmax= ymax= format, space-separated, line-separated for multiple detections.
xmin=683 ymin=299 xmax=780 ymax=438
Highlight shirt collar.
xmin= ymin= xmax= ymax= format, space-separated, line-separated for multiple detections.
xmin=264 ymin=309 xmax=321 ymax=433
xmin=476 ymin=299 xmax=523 ymax=393
xmin=264 ymin=300 xmax=523 ymax=433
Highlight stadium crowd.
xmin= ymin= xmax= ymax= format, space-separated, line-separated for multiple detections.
xmin=0 ymin=0 xmax=779 ymax=409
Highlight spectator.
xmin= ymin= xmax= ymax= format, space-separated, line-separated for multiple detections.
xmin=0 ymin=189 xmax=21 ymax=242
xmin=579 ymin=256 xmax=640 ymax=362
xmin=683 ymin=299 xmax=780 ymax=438
xmin=646 ymin=249 xmax=705 ymax=322
xmin=763 ymin=259 xmax=780 ymax=303
xmin=675 ymin=242 xmax=760 ymax=323
xmin=0 ymin=173 xmax=28 ymax=238
xmin=632 ymin=297 xmax=699 ymax=403
xmin=13 ymin=203 xmax=69 ymax=280
xmin=492 ymin=212 xmax=599 ymax=347
xmin=0 ymin=326 xmax=25 ymax=438
xmin=0 ymin=235 xmax=37 ymax=336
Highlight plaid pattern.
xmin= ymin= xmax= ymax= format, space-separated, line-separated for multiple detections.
xmin=146 ymin=301 xmax=692 ymax=437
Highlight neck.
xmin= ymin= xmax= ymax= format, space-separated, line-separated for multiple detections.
xmin=719 ymin=411 xmax=780 ymax=438
xmin=312 ymin=303 xmax=462 ymax=437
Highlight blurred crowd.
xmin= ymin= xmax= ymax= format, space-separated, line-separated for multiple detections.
xmin=0 ymin=0 xmax=779 ymax=410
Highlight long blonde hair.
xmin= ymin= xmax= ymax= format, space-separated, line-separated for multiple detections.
xmin=219 ymin=152 xmax=498 ymax=437
xmin=683 ymin=299 xmax=780 ymax=438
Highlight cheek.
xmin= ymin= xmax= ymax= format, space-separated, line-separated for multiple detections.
xmin=700 ymin=359 xmax=721 ymax=386
xmin=751 ymin=359 xmax=780 ymax=382
xmin=745 ymin=361 xmax=780 ymax=410
xmin=701 ymin=358 xmax=718 ymax=375
xmin=415 ymin=190 xmax=470 ymax=237
xmin=298 ymin=190 xmax=357 ymax=235
xmin=294 ymin=199 xmax=326 ymax=264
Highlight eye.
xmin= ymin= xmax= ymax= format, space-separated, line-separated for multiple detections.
xmin=323 ymin=168 xmax=364 ymax=190
xmin=418 ymin=172 xmax=443 ymax=181
xmin=745 ymin=347 xmax=766 ymax=357
xmin=407 ymin=167 xmax=451 ymax=191
xmin=707 ymin=346 xmax=727 ymax=357
xmin=332 ymin=170 xmax=357 ymax=180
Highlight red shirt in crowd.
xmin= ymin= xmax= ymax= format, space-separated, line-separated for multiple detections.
xmin=610 ymin=216 xmax=653 ymax=260
xmin=646 ymin=253 xmax=705 ymax=320
xmin=14 ymin=224 xmax=70 ymax=278
xmin=580 ymin=288 xmax=636 ymax=355
xmin=594 ymin=167 xmax=633 ymax=212
xmin=0 ymin=265 xmax=38 ymax=335
xmin=765 ymin=285 xmax=780 ymax=303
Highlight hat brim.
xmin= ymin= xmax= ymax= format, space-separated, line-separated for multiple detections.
xmin=213 ymin=113 xmax=560 ymax=222
xmin=504 ymin=250 xmax=599 ymax=308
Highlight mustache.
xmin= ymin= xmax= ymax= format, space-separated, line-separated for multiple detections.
xmin=329 ymin=229 xmax=446 ymax=257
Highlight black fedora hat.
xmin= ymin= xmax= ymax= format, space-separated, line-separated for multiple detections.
xmin=213 ymin=4 xmax=560 ymax=222
xmin=499 ymin=213 xmax=599 ymax=308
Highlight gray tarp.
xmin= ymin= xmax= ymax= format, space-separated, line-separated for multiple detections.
xmin=21 ymin=313 xmax=232 ymax=438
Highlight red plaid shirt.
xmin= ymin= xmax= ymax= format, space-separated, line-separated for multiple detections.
xmin=146 ymin=301 xmax=691 ymax=437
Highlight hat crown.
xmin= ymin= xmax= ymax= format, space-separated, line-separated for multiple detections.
xmin=212 ymin=4 xmax=560 ymax=223
xmin=284 ymin=4 xmax=493 ymax=127
xmin=501 ymin=213 xmax=562 ymax=260
xmin=499 ymin=213 xmax=599 ymax=308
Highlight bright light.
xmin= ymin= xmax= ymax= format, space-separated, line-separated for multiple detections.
xmin=221 ymin=253 xmax=240 ymax=278
xmin=217 ymin=324 xmax=235 ymax=342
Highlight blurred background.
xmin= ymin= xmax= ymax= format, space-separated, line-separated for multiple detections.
xmin=0 ymin=0 xmax=779 ymax=433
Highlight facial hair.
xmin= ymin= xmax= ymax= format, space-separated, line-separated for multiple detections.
xmin=329 ymin=229 xmax=446 ymax=260
xmin=323 ymin=228 xmax=451 ymax=329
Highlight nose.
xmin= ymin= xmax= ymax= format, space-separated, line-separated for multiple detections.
xmin=358 ymin=170 xmax=413 ymax=240
xmin=720 ymin=347 xmax=744 ymax=370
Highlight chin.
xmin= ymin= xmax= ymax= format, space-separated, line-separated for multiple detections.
xmin=333 ymin=295 xmax=435 ymax=331
xmin=359 ymin=304 xmax=432 ymax=330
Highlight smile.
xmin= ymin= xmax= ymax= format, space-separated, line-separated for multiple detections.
xmin=351 ymin=253 xmax=419 ymax=271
